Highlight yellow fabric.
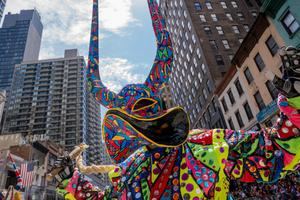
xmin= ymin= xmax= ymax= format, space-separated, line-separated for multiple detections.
xmin=179 ymin=148 xmax=204 ymax=199
xmin=65 ymin=193 xmax=76 ymax=200
xmin=14 ymin=192 xmax=22 ymax=200
xmin=213 ymin=129 xmax=230 ymax=200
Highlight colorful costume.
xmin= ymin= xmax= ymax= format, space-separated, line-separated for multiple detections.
xmin=53 ymin=0 xmax=300 ymax=199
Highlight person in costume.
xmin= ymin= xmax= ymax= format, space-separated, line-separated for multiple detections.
xmin=49 ymin=0 xmax=300 ymax=199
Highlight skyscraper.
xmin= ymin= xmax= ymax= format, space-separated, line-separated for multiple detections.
xmin=86 ymin=92 xmax=111 ymax=188
xmin=0 ymin=9 xmax=43 ymax=95
xmin=3 ymin=49 xmax=87 ymax=152
xmin=159 ymin=0 xmax=260 ymax=129
xmin=0 ymin=0 xmax=6 ymax=22
xmin=0 ymin=90 xmax=5 ymax=123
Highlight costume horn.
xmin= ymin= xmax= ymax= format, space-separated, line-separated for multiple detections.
xmin=144 ymin=0 xmax=174 ymax=93
xmin=87 ymin=0 xmax=121 ymax=108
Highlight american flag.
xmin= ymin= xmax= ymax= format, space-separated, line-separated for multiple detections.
xmin=20 ymin=162 xmax=35 ymax=187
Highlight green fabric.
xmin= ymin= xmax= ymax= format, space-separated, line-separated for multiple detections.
xmin=288 ymin=96 xmax=300 ymax=109
xmin=275 ymin=137 xmax=300 ymax=154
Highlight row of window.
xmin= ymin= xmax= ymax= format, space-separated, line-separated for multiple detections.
xmin=222 ymin=78 xmax=278 ymax=113
xmin=227 ymin=101 xmax=253 ymax=129
xmin=204 ymin=25 xmax=249 ymax=36
xmin=200 ymin=12 xmax=256 ymax=23
xmin=221 ymin=78 xmax=244 ymax=111
xmin=194 ymin=1 xmax=241 ymax=11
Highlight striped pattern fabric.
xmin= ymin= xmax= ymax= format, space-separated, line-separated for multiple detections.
xmin=20 ymin=161 xmax=35 ymax=187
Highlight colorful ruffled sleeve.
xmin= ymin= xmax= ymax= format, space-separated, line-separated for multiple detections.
xmin=224 ymin=95 xmax=300 ymax=183
xmin=55 ymin=166 xmax=124 ymax=200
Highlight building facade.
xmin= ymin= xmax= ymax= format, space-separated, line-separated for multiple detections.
xmin=2 ymin=50 xmax=87 ymax=152
xmin=86 ymin=92 xmax=112 ymax=188
xmin=0 ymin=0 xmax=6 ymax=22
xmin=217 ymin=14 xmax=285 ymax=130
xmin=0 ymin=90 xmax=5 ymax=124
xmin=261 ymin=0 xmax=300 ymax=47
xmin=0 ymin=9 xmax=43 ymax=94
xmin=0 ymin=134 xmax=64 ymax=199
xmin=159 ymin=0 xmax=260 ymax=129
xmin=0 ymin=10 xmax=43 ymax=131
xmin=160 ymin=85 xmax=175 ymax=109
xmin=85 ymin=92 xmax=102 ymax=165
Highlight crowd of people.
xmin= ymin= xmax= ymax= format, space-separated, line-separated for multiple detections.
xmin=229 ymin=172 xmax=300 ymax=199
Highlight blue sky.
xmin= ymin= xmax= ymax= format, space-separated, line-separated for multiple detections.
xmin=5 ymin=0 xmax=157 ymax=117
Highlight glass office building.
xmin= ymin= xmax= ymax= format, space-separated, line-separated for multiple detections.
xmin=0 ymin=9 xmax=43 ymax=95
xmin=0 ymin=0 xmax=6 ymax=22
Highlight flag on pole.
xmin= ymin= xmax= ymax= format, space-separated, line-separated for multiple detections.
xmin=20 ymin=161 xmax=35 ymax=188
xmin=7 ymin=153 xmax=23 ymax=190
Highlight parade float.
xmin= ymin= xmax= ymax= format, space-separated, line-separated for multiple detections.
xmin=47 ymin=0 xmax=300 ymax=199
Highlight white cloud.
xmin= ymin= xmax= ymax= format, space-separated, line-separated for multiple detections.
xmin=39 ymin=46 xmax=57 ymax=60
xmin=4 ymin=1 xmax=150 ymax=94
xmin=100 ymin=0 xmax=137 ymax=34
xmin=99 ymin=57 xmax=148 ymax=93
xmin=4 ymin=0 xmax=137 ymax=47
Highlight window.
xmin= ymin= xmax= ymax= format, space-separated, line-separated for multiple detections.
xmin=199 ymin=95 xmax=205 ymax=107
xmin=206 ymin=79 xmax=213 ymax=92
xmin=211 ymin=14 xmax=218 ymax=21
xmin=226 ymin=13 xmax=233 ymax=21
xmin=216 ymin=26 xmax=224 ymax=35
xmin=234 ymin=79 xmax=244 ymax=96
xmin=201 ymin=64 xmax=207 ymax=74
xmin=281 ymin=11 xmax=300 ymax=35
xmin=251 ymin=11 xmax=257 ymax=17
xmin=266 ymin=80 xmax=279 ymax=100
xmin=203 ymin=88 xmax=208 ymax=99
xmin=189 ymin=44 xmax=193 ymax=53
xmin=194 ymin=2 xmax=202 ymax=11
xmin=244 ymin=24 xmax=249 ymax=32
xmin=221 ymin=98 xmax=228 ymax=112
xmin=206 ymin=2 xmax=213 ymax=9
xmin=231 ymin=1 xmax=238 ymax=8
xmin=215 ymin=55 xmax=225 ymax=65
xmin=235 ymin=111 xmax=244 ymax=128
xmin=232 ymin=25 xmax=240 ymax=34
xmin=237 ymin=12 xmax=245 ymax=20
xmin=198 ymin=72 xmax=203 ymax=83
xmin=190 ymin=34 xmax=196 ymax=44
xmin=184 ymin=10 xmax=187 ymax=18
xmin=227 ymin=89 xmax=235 ymax=105
xmin=220 ymin=1 xmax=227 ymax=9
xmin=197 ymin=48 xmax=201 ymax=59
xmin=204 ymin=26 xmax=212 ymax=34
xmin=254 ymin=53 xmax=265 ymax=71
xmin=244 ymin=67 xmax=254 ymax=84
xmin=209 ymin=40 xmax=218 ymax=49
xmin=266 ymin=35 xmax=279 ymax=56
xmin=200 ymin=14 xmax=206 ymax=22
xmin=254 ymin=91 xmax=266 ymax=111
xmin=243 ymin=101 xmax=254 ymax=120
xmin=228 ymin=118 xmax=235 ymax=130
xmin=188 ymin=22 xmax=192 ymax=31
xmin=222 ymin=39 xmax=230 ymax=49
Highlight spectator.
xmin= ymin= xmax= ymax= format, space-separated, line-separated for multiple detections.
xmin=229 ymin=172 xmax=300 ymax=199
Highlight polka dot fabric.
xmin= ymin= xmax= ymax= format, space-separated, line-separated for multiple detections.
xmin=59 ymin=113 xmax=300 ymax=199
